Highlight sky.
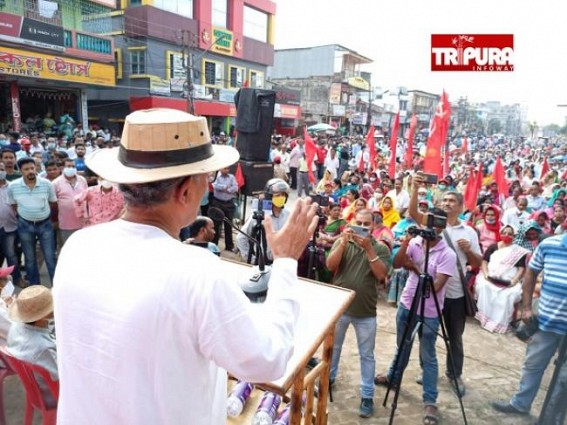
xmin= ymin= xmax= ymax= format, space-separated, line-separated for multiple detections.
xmin=273 ymin=0 xmax=567 ymax=126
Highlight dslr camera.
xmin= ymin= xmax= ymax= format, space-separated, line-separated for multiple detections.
xmin=407 ymin=212 xmax=447 ymax=241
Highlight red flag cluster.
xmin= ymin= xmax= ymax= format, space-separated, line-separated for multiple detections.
xmin=366 ymin=125 xmax=376 ymax=172
xmin=423 ymin=91 xmax=451 ymax=178
xmin=493 ymin=157 xmax=509 ymax=202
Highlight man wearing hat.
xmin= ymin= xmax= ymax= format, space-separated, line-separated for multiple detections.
xmin=7 ymin=285 xmax=57 ymax=380
xmin=53 ymin=108 xmax=319 ymax=425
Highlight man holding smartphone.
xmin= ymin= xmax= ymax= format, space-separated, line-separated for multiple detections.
xmin=326 ymin=209 xmax=391 ymax=418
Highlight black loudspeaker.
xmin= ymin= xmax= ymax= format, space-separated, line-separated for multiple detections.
xmin=234 ymin=88 xmax=276 ymax=161
xmin=236 ymin=160 xmax=274 ymax=196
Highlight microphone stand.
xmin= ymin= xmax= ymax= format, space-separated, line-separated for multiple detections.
xmin=208 ymin=207 xmax=271 ymax=303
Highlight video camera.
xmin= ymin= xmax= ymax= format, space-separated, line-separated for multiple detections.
xmin=251 ymin=198 xmax=272 ymax=221
xmin=309 ymin=193 xmax=329 ymax=227
xmin=407 ymin=212 xmax=447 ymax=241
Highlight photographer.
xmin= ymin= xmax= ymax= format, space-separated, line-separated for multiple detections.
xmin=236 ymin=178 xmax=291 ymax=263
xmin=375 ymin=208 xmax=456 ymax=425
xmin=409 ymin=174 xmax=482 ymax=396
xmin=326 ymin=209 xmax=391 ymax=418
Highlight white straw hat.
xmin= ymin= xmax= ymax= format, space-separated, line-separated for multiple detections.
xmin=86 ymin=108 xmax=239 ymax=184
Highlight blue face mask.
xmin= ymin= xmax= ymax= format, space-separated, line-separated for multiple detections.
xmin=438 ymin=184 xmax=447 ymax=191
xmin=0 ymin=139 xmax=8 ymax=147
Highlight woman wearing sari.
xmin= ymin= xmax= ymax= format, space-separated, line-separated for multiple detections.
xmin=514 ymin=220 xmax=542 ymax=254
xmin=531 ymin=210 xmax=552 ymax=235
xmin=315 ymin=169 xmax=333 ymax=194
xmin=342 ymin=190 xmax=364 ymax=223
xmin=347 ymin=198 xmax=368 ymax=224
xmin=371 ymin=209 xmax=394 ymax=251
xmin=476 ymin=205 xmax=501 ymax=252
xmin=475 ymin=225 xmax=529 ymax=333
xmin=379 ymin=195 xmax=401 ymax=228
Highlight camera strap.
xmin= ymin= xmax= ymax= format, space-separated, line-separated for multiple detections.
xmin=442 ymin=229 xmax=479 ymax=316
xmin=442 ymin=230 xmax=468 ymax=287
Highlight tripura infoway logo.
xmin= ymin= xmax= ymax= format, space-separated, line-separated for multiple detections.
xmin=431 ymin=34 xmax=514 ymax=72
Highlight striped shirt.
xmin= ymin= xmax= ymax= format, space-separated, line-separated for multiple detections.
xmin=7 ymin=177 xmax=57 ymax=221
xmin=529 ymin=234 xmax=567 ymax=335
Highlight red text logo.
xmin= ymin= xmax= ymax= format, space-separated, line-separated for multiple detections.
xmin=431 ymin=34 xmax=514 ymax=72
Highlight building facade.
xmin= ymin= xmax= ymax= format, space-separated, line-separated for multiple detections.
xmin=85 ymin=0 xmax=298 ymax=136
xmin=0 ymin=0 xmax=116 ymax=134
xmin=268 ymin=44 xmax=373 ymax=134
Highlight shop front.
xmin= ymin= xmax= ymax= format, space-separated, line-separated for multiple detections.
xmin=0 ymin=45 xmax=115 ymax=134
xmin=273 ymin=87 xmax=301 ymax=137
xmin=129 ymin=96 xmax=237 ymax=136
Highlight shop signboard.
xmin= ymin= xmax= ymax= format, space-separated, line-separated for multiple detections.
xmin=329 ymin=83 xmax=341 ymax=104
xmin=0 ymin=12 xmax=22 ymax=38
xmin=0 ymin=46 xmax=115 ymax=87
xmin=20 ymin=18 xmax=64 ymax=48
xmin=274 ymin=103 xmax=301 ymax=119
xmin=149 ymin=78 xmax=171 ymax=97
xmin=210 ymin=27 xmax=234 ymax=56
xmin=275 ymin=87 xmax=301 ymax=106
xmin=332 ymin=105 xmax=346 ymax=117
xmin=219 ymin=88 xmax=235 ymax=103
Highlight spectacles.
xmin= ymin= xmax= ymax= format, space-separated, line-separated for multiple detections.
xmin=355 ymin=221 xmax=371 ymax=226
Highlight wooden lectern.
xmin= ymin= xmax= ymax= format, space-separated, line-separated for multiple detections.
xmin=223 ymin=259 xmax=355 ymax=425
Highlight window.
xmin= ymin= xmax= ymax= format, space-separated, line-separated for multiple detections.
xmin=153 ymin=0 xmax=193 ymax=18
xmin=243 ymin=6 xmax=268 ymax=43
xmin=114 ymin=49 xmax=123 ymax=79
xmin=229 ymin=66 xmax=245 ymax=88
xmin=167 ymin=51 xmax=185 ymax=79
xmin=203 ymin=60 xmax=224 ymax=87
xmin=212 ymin=0 xmax=227 ymax=28
xmin=249 ymin=70 xmax=264 ymax=88
xmin=24 ymin=0 xmax=62 ymax=26
xmin=130 ymin=50 xmax=146 ymax=75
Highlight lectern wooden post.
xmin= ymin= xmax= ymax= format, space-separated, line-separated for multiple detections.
xmin=223 ymin=259 xmax=355 ymax=425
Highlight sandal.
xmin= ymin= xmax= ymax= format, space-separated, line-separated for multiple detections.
xmin=423 ymin=405 xmax=439 ymax=425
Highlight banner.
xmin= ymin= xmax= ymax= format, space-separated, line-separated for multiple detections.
xmin=0 ymin=46 xmax=115 ymax=87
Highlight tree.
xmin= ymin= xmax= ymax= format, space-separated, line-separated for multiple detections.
xmin=487 ymin=118 xmax=502 ymax=135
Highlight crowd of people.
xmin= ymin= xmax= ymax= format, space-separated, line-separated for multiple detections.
xmin=0 ymin=110 xmax=565 ymax=424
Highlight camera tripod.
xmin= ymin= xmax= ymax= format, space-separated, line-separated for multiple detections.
xmin=306 ymin=225 xmax=325 ymax=281
xmin=382 ymin=234 xmax=468 ymax=425
xmin=536 ymin=334 xmax=567 ymax=425
xmin=247 ymin=214 xmax=268 ymax=266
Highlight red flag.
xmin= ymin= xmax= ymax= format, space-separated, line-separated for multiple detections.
xmin=235 ymin=162 xmax=245 ymax=188
xmin=388 ymin=113 xmax=400 ymax=178
xmin=303 ymin=127 xmax=317 ymax=184
xmin=493 ymin=157 xmax=509 ymax=201
xmin=405 ymin=114 xmax=417 ymax=168
xmin=424 ymin=91 xmax=451 ymax=178
xmin=464 ymin=163 xmax=483 ymax=211
xmin=242 ymin=80 xmax=249 ymax=88
xmin=541 ymin=156 xmax=550 ymax=179
xmin=366 ymin=126 xmax=376 ymax=172
xmin=461 ymin=136 xmax=468 ymax=156
xmin=443 ymin=144 xmax=450 ymax=177
xmin=358 ymin=152 xmax=365 ymax=172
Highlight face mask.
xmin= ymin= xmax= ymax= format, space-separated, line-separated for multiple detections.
xmin=63 ymin=167 xmax=77 ymax=177
xmin=272 ymin=195 xmax=286 ymax=208
xmin=485 ymin=218 xmax=496 ymax=224
xmin=369 ymin=177 xmax=376 ymax=182
xmin=500 ymin=235 xmax=513 ymax=244
xmin=418 ymin=194 xmax=427 ymax=200
xmin=0 ymin=139 xmax=7 ymax=147
xmin=100 ymin=180 xmax=113 ymax=189
xmin=438 ymin=184 xmax=447 ymax=191
xmin=1 ymin=280 xmax=14 ymax=298
xmin=48 ymin=143 xmax=56 ymax=150
xmin=0 ymin=171 xmax=6 ymax=180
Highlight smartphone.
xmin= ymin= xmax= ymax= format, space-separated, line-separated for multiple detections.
xmin=350 ymin=225 xmax=370 ymax=238
xmin=419 ymin=172 xmax=438 ymax=185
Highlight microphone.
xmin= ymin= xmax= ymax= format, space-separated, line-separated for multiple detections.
xmin=208 ymin=207 xmax=271 ymax=302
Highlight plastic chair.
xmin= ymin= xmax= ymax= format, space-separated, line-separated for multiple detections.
xmin=0 ymin=346 xmax=58 ymax=425
xmin=0 ymin=347 xmax=17 ymax=425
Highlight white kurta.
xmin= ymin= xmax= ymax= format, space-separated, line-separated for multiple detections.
xmin=53 ymin=219 xmax=299 ymax=425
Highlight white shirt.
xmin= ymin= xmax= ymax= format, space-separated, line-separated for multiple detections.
xmin=324 ymin=156 xmax=339 ymax=179
xmin=442 ymin=221 xmax=481 ymax=299
xmin=501 ymin=207 xmax=530 ymax=229
xmin=386 ymin=189 xmax=410 ymax=213
xmin=54 ymin=220 xmax=299 ymax=425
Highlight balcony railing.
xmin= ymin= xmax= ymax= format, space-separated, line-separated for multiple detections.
xmin=63 ymin=30 xmax=114 ymax=61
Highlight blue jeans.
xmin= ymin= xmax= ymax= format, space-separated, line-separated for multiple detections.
xmin=387 ymin=306 xmax=441 ymax=405
xmin=330 ymin=314 xmax=376 ymax=399
xmin=17 ymin=217 xmax=56 ymax=285
xmin=510 ymin=330 xmax=563 ymax=412
xmin=0 ymin=228 xmax=21 ymax=283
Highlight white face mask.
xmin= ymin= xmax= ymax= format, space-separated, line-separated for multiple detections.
xmin=100 ymin=180 xmax=113 ymax=189
xmin=0 ymin=171 xmax=6 ymax=180
xmin=63 ymin=167 xmax=77 ymax=178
